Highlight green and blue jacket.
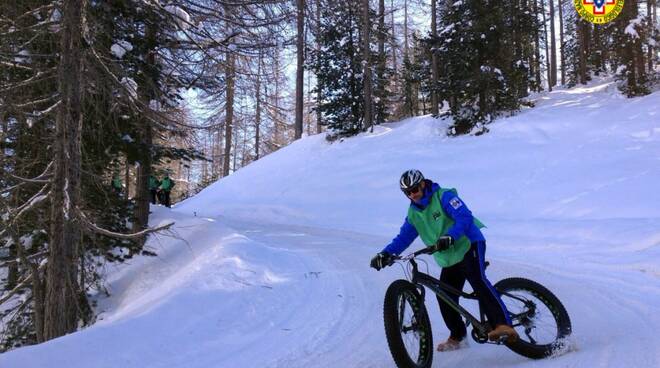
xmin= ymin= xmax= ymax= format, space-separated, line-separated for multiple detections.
xmin=382 ymin=180 xmax=485 ymax=267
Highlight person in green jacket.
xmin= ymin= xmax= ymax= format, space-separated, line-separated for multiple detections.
xmin=159 ymin=172 xmax=175 ymax=208
xmin=111 ymin=174 xmax=122 ymax=194
xmin=370 ymin=169 xmax=518 ymax=351
xmin=149 ymin=175 xmax=161 ymax=204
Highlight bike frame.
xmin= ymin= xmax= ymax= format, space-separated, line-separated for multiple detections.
xmin=406 ymin=257 xmax=491 ymax=339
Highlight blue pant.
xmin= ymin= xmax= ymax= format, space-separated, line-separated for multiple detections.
xmin=436 ymin=241 xmax=511 ymax=340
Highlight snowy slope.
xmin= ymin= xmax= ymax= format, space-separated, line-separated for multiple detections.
xmin=2 ymin=79 xmax=660 ymax=368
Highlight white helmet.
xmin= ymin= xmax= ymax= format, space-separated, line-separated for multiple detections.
xmin=399 ymin=169 xmax=424 ymax=191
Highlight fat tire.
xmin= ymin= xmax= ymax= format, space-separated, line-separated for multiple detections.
xmin=495 ymin=277 xmax=572 ymax=359
xmin=383 ymin=280 xmax=433 ymax=368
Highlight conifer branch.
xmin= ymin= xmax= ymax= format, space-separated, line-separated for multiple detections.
xmin=0 ymin=261 xmax=46 ymax=307
xmin=77 ymin=208 xmax=175 ymax=240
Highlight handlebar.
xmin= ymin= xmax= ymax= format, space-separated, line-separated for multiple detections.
xmin=391 ymin=246 xmax=490 ymax=269
xmin=391 ymin=245 xmax=438 ymax=264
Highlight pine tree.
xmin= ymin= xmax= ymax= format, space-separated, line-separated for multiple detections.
xmin=432 ymin=0 xmax=537 ymax=135
xmin=612 ymin=0 xmax=653 ymax=96
xmin=561 ymin=3 xmax=592 ymax=87
xmin=0 ymin=0 xmax=226 ymax=349
xmin=310 ymin=1 xmax=365 ymax=137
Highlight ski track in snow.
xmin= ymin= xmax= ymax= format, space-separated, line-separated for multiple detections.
xmin=216 ymin=217 xmax=660 ymax=368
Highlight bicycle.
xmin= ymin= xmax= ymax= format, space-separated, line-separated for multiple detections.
xmin=381 ymin=245 xmax=572 ymax=368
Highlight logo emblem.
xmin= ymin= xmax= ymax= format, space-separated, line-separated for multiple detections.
xmin=574 ymin=0 xmax=623 ymax=24
xmin=449 ymin=197 xmax=463 ymax=210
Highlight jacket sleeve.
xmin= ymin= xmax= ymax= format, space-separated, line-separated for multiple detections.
xmin=382 ymin=217 xmax=418 ymax=255
xmin=441 ymin=191 xmax=474 ymax=241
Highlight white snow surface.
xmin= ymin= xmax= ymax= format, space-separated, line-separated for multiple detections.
xmin=165 ymin=5 xmax=191 ymax=30
xmin=110 ymin=41 xmax=133 ymax=59
xmin=120 ymin=77 xmax=138 ymax=99
xmin=3 ymin=79 xmax=660 ymax=367
xmin=624 ymin=16 xmax=644 ymax=39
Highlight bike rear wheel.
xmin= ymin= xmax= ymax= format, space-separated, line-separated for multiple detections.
xmin=383 ymin=280 xmax=433 ymax=368
xmin=495 ymin=277 xmax=572 ymax=359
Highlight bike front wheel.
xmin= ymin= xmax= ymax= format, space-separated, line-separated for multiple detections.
xmin=495 ymin=277 xmax=572 ymax=359
xmin=383 ymin=280 xmax=433 ymax=368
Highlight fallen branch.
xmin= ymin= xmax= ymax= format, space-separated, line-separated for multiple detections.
xmin=0 ymin=250 xmax=48 ymax=268
xmin=77 ymin=208 xmax=174 ymax=240
xmin=4 ymin=161 xmax=53 ymax=185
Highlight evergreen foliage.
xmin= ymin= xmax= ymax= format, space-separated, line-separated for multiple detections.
xmin=401 ymin=33 xmax=429 ymax=117
xmin=430 ymin=0 xmax=538 ymax=135
xmin=310 ymin=2 xmax=365 ymax=137
xmin=310 ymin=1 xmax=388 ymax=138
xmin=0 ymin=0 xmax=219 ymax=350
xmin=611 ymin=0 xmax=654 ymax=96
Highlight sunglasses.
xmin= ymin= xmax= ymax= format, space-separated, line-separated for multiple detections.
xmin=402 ymin=183 xmax=422 ymax=196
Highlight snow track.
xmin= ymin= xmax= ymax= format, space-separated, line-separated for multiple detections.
xmin=3 ymin=211 xmax=660 ymax=367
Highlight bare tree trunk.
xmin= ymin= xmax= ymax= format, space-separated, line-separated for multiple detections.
xmin=316 ymin=0 xmax=323 ymax=134
xmin=223 ymin=51 xmax=235 ymax=177
xmin=6 ymin=199 xmax=17 ymax=289
xmin=549 ymin=0 xmax=557 ymax=87
xmin=9 ymin=225 xmax=46 ymax=342
xmin=390 ymin=0 xmax=398 ymax=92
xmin=273 ymin=54 xmax=280 ymax=145
xmin=650 ymin=0 xmax=656 ymax=72
xmin=559 ymin=0 xmax=565 ymax=84
xmin=541 ymin=0 xmax=551 ymax=90
xmin=6 ymin=252 xmax=18 ymax=292
xmin=212 ymin=127 xmax=222 ymax=178
xmin=363 ymin=0 xmax=373 ymax=131
xmin=634 ymin=30 xmax=645 ymax=82
xmin=201 ymin=136 xmax=209 ymax=181
xmin=376 ymin=0 xmax=386 ymax=124
xmin=232 ymin=125 xmax=238 ymax=172
xmin=430 ymin=0 xmax=439 ymax=115
xmin=404 ymin=0 xmax=409 ymax=59
xmin=134 ymin=21 xmax=156 ymax=240
xmin=306 ymin=71 xmax=312 ymax=135
xmin=593 ymin=25 xmax=602 ymax=74
xmin=635 ymin=0 xmax=645 ymax=78
xmin=31 ymin=259 xmax=45 ymax=342
xmin=306 ymin=18 xmax=312 ymax=136
xmin=532 ymin=0 xmax=542 ymax=89
xmin=295 ymin=0 xmax=304 ymax=139
xmin=578 ymin=21 xmax=589 ymax=84
xmin=255 ymin=50 xmax=262 ymax=160
xmin=124 ymin=158 xmax=130 ymax=200
xmin=44 ymin=0 xmax=85 ymax=341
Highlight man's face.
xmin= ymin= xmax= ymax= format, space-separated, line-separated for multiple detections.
xmin=405 ymin=181 xmax=425 ymax=203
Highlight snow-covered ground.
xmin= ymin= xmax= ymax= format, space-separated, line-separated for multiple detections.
xmin=2 ymin=79 xmax=660 ymax=367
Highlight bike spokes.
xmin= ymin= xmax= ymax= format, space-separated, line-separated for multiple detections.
xmin=398 ymin=293 xmax=423 ymax=362
xmin=384 ymin=279 xmax=433 ymax=368
xmin=503 ymin=290 xmax=560 ymax=345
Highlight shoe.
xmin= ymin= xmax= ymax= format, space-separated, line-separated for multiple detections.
xmin=487 ymin=324 xmax=519 ymax=343
xmin=436 ymin=337 xmax=467 ymax=352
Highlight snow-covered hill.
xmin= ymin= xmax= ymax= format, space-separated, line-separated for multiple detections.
xmin=2 ymin=79 xmax=660 ymax=368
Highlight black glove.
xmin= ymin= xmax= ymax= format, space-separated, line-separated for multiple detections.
xmin=370 ymin=252 xmax=394 ymax=271
xmin=434 ymin=236 xmax=454 ymax=252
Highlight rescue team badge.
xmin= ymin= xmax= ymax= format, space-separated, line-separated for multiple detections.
xmin=574 ymin=0 xmax=624 ymax=24
xmin=449 ymin=197 xmax=463 ymax=210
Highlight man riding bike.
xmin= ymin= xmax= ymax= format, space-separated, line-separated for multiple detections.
xmin=370 ymin=169 xmax=518 ymax=351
